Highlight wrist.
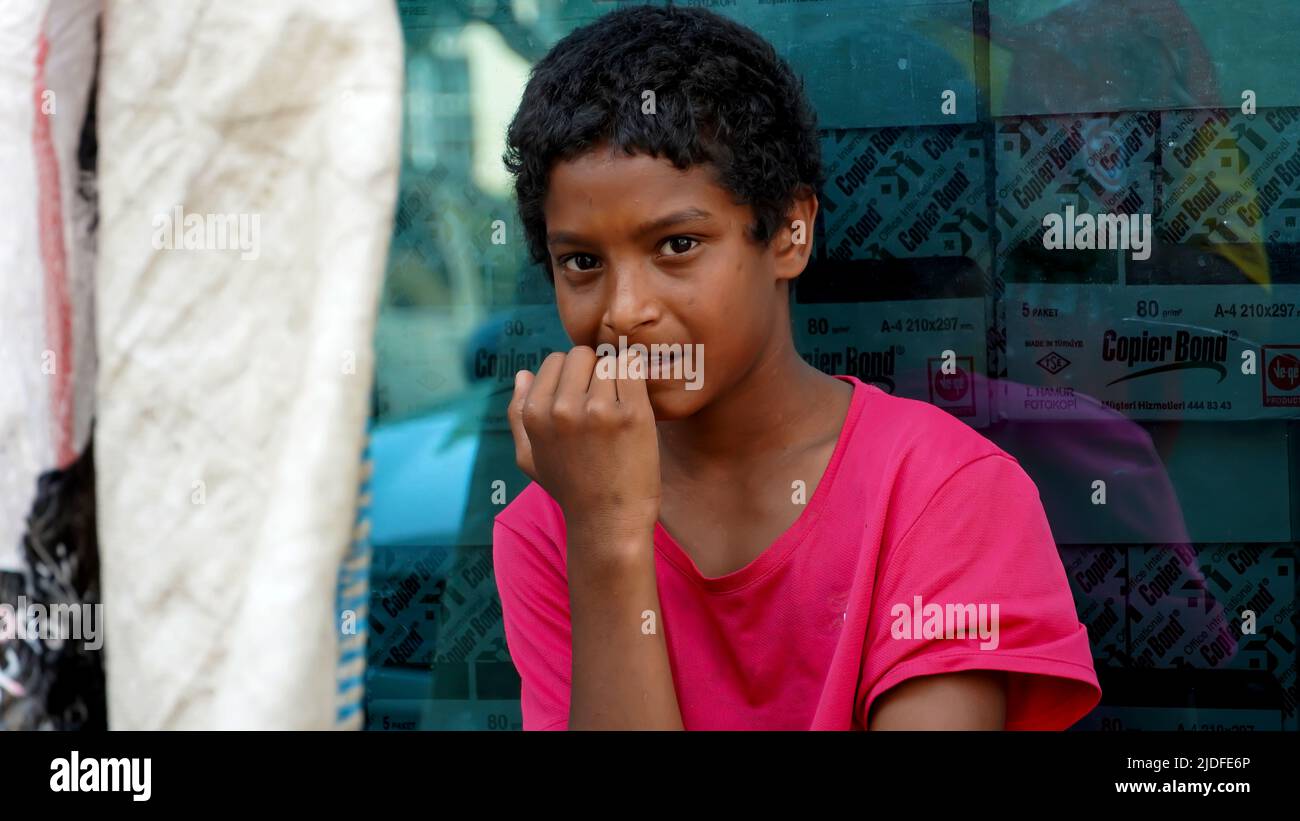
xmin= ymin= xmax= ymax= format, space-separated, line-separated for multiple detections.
xmin=563 ymin=501 xmax=657 ymax=541
xmin=565 ymin=519 xmax=656 ymax=573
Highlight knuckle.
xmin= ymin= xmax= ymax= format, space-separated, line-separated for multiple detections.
xmin=521 ymin=399 xmax=543 ymax=428
xmin=586 ymin=399 xmax=617 ymax=422
xmin=550 ymin=400 xmax=580 ymax=425
xmin=623 ymin=403 xmax=650 ymax=426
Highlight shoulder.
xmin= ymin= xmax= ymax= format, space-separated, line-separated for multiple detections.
xmin=495 ymin=480 xmax=562 ymax=533
xmin=493 ymin=481 xmax=567 ymax=575
xmin=861 ymin=382 xmax=1020 ymax=479
xmin=851 ymin=383 xmax=1037 ymax=536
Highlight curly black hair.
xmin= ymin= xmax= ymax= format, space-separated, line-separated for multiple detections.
xmin=503 ymin=3 xmax=825 ymax=285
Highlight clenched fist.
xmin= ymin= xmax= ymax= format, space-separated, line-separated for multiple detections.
xmin=508 ymin=345 xmax=662 ymax=546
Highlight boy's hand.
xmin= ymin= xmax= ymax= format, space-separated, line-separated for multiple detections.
xmin=508 ymin=345 xmax=661 ymax=546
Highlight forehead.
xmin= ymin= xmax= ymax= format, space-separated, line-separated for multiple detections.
xmin=544 ymin=146 xmax=733 ymax=221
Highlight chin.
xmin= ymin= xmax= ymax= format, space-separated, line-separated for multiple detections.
xmin=646 ymin=380 xmax=709 ymax=420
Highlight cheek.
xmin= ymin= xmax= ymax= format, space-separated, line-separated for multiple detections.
xmin=707 ymin=254 xmax=768 ymax=327
xmin=556 ymin=294 xmax=603 ymax=343
xmin=680 ymin=301 xmax=748 ymax=372
xmin=693 ymin=249 xmax=751 ymax=308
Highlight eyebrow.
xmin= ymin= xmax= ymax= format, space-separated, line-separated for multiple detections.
xmin=546 ymin=207 xmax=714 ymax=248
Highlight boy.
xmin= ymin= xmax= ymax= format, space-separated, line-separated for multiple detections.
xmin=493 ymin=4 xmax=1100 ymax=730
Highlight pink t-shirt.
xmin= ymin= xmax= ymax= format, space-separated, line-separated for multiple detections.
xmin=492 ymin=374 xmax=1102 ymax=730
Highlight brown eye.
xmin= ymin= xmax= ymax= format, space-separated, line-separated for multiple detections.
xmin=660 ymin=236 xmax=698 ymax=256
xmin=560 ymin=253 xmax=599 ymax=272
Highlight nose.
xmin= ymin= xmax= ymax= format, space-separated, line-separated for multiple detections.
xmin=601 ymin=262 xmax=659 ymax=338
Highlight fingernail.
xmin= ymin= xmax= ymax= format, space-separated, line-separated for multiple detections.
xmin=515 ymin=370 xmax=524 ymax=388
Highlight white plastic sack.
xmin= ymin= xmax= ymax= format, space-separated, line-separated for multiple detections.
xmin=0 ymin=0 xmax=98 ymax=572
xmin=95 ymin=0 xmax=402 ymax=729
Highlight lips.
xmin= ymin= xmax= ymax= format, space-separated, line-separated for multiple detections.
xmin=593 ymin=339 xmax=689 ymax=379
xmin=650 ymin=350 xmax=678 ymax=369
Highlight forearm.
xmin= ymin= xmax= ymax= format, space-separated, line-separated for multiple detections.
xmin=566 ymin=524 xmax=684 ymax=730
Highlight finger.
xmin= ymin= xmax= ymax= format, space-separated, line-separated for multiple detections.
xmin=616 ymin=343 xmax=651 ymax=410
xmin=589 ymin=347 xmax=618 ymax=406
xmin=556 ymin=346 xmax=598 ymax=406
xmin=508 ymin=370 xmax=538 ymax=481
xmin=529 ymin=351 xmax=567 ymax=410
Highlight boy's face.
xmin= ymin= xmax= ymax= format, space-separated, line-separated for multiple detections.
xmin=542 ymin=141 xmax=817 ymax=420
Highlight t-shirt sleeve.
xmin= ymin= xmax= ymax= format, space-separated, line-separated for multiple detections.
xmin=492 ymin=516 xmax=571 ymax=730
xmin=860 ymin=453 xmax=1102 ymax=730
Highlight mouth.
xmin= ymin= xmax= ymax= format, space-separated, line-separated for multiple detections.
xmin=594 ymin=338 xmax=694 ymax=381
xmin=650 ymin=350 xmax=679 ymax=373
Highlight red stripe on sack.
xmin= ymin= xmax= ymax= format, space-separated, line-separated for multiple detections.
xmin=32 ymin=29 xmax=76 ymax=468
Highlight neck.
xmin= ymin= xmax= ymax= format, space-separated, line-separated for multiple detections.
xmin=656 ymin=335 xmax=838 ymax=477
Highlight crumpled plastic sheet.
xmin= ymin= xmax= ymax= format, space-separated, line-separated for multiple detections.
xmin=95 ymin=0 xmax=402 ymax=729
xmin=0 ymin=0 xmax=104 ymax=730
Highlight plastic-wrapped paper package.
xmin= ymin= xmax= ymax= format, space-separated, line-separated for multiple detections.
xmin=95 ymin=0 xmax=402 ymax=729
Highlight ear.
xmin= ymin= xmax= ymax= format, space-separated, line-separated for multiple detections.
xmin=772 ymin=186 xmax=819 ymax=285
